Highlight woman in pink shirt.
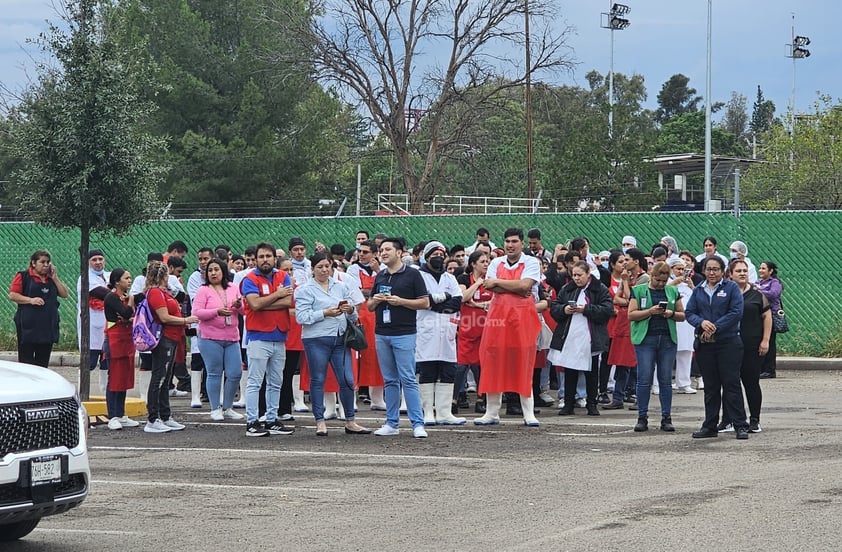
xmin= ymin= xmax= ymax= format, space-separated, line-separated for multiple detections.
xmin=194 ymin=259 xmax=245 ymax=421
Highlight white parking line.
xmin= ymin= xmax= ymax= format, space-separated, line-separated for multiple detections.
xmin=90 ymin=445 xmax=496 ymax=463
xmin=37 ymin=528 xmax=141 ymax=535
xmin=91 ymin=479 xmax=340 ymax=493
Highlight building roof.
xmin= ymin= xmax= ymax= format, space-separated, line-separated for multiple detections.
xmin=647 ymin=153 xmax=763 ymax=178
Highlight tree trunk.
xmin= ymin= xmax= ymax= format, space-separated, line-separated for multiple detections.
xmin=78 ymin=225 xmax=91 ymax=401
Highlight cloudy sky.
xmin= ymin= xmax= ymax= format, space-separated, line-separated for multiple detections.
xmin=0 ymin=0 xmax=836 ymax=120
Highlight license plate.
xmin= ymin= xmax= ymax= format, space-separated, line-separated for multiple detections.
xmin=31 ymin=456 xmax=63 ymax=486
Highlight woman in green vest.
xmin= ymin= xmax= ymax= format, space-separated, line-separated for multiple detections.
xmin=628 ymin=261 xmax=685 ymax=433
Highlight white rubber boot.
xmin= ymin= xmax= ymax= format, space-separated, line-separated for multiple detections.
xmin=520 ymin=394 xmax=540 ymax=427
xmin=233 ymin=371 xmax=247 ymax=408
xmin=138 ymin=370 xmax=152 ymax=403
xmin=337 ymin=396 xmax=347 ymax=421
xmin=369 ymin=385 xmax=387 ymax=410
xmin=435 ymin=383 xmax=466 ymax=425
xmin=190 ymin=370 xmax=203 ymax=408
xmin=98 ymin=368 xmax=108 ymax=396
xmin=292 ymin=374 xmax=309 ymax=412
xmin=399 ymin=389 xmax=408 ymax=414
xmin=474 ymin=392 xmax=502 ymax=425
xmin=419 ymin=383 xmax=437 ymax=426
xmin=324 ymin=392 xmax=337 ymax=420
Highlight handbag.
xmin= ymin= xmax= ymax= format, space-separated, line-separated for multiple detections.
xmin=772 ymin=302 xmax=789 ymax=334
xmin=537 ymin=318 xmax=553 ymax=350
xmin=343 ymin=316 xmax=368 ymax=351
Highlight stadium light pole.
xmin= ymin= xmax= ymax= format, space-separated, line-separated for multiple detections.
xmin=786 ymin=14 xmax=811 ymax=132
xmin=601 ymin=3 xmax=631 ymax=140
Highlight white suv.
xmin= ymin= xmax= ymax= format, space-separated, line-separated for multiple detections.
xmin=0 ymin=360 xmax=90 ymax=541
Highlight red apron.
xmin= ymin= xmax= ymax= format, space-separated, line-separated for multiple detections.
xmin=478 ymin=262 xmax=541 ymax=395
xmin=355 ymin=271 xmax=383 ymax=386
xmin=106 ymin=321 xmax=135 ymax=392
xmin=457 ymin=275 xmax=492 ymax=366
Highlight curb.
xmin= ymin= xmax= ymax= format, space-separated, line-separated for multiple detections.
xmin=2 ymin=352 xmax=840 ymax=371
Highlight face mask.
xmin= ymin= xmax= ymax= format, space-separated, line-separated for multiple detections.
xmin=622 ymin=248 xmax=629 ymax=254
xmin=92 ymin=267 xmax=104 ymax=276
xmin=730 ymin=251 xmax=738 ymax=259
xmin=428 ymin=257 xmax=444 ymax=271
xmin=601 ymin=262 xmax=609 ymax=269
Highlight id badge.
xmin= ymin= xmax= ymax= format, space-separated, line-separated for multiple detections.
xmin=261 ymin=284 xmax=270 ymax=295
xmin=383 ymin=308 xmax=391 ymax=324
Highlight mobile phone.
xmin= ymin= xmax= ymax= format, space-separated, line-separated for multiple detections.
xmin=567 ymin=300 xmax=577 ymax=307
xmin=684 ymin=269 xmax=692 ymax=279
xmin=658 ymin=301 xmax=668 ymax=309
xmin=338 ymin=300 xmax=348 ymax=307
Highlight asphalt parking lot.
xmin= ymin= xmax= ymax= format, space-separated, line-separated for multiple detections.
xmin=8 ymin=369 xmax=842 ymax=552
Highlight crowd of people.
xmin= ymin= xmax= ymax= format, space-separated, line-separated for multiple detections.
xmin=9 ymin=228 xmax=785 ymax=439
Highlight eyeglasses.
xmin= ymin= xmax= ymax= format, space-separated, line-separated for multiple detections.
xmin=705 ymin=267 xmax=722 ymax=273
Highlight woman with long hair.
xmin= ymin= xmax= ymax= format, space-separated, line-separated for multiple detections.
xmin=455 ymin=250 xmax=492 ymax=413
xmin=194 ymin=258 xmax=245 ymax=421
xmin=142 ymin=261 xmax=199 ymax=433
xmin=756 ymin=261 xmax=783 ymax=379
xmin=103 ymin=268 xmax=139 ymax=430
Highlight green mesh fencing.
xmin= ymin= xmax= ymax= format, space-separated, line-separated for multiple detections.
xmin=1 ymin=211 xmax=839 ymax=355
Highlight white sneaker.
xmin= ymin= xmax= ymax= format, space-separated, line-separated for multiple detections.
xmin=412 ymin=426 xmax=428 ymax=438
xmin=697 ymin=377 xmax=705 ymax=390
xmin=209 ymin=408 xmax=224 ymax=421
xmin=575 ymin=398 xmax=587 ymax=408
xmin=224 ymin=408 xmax=244 ymax=420
xmin=163 ymin=418 xmax=185 ymax=431
xmin=671 ymin=383 xmax=678 ymax=389
xmin=677 ymin=386 xmax=697 ymax=394
xmin=232 ymin=401 xmax=246 ymax=409
xmin=119 ymin=416 xmax=140 ymax=427
xmin=144 ymin=419 xmax=172 ymax=433
xmin=652 ymin=388 xmax=660 ymax=395
xmin=169 ymin=389 xmax=188 ymax=397
xmin=107 ymin=417 xmax=123 ymax=430
xmin=374 ymin=424 xmax=400 ymax=436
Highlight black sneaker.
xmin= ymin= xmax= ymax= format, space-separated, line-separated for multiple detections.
xmin=597 ymin=392 xmax=611 ymax=405
xmin=749 ymin=419 xmax=762 ymax=433
xmin=246 ymin=421 xmax=269 ymax=437
xmin=265 ymin=420 xmax=295 ymax=435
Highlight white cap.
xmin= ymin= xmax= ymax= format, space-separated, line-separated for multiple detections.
xmin=622 ymin=236 xmax=637 ymax=247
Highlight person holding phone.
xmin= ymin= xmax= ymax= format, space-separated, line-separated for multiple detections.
xmin=193 ymin=259 xmax=246 ymax=422
xmin=9 ymin=250 xmax=69 ymax=367
xmin=628 ymin=261 xmax=685 ymax=432
xmin=295 ymin=252 xmax=370 ymax=436
xmin=667 ymin=258 xmax=696 ymax=394
xmin=548 ymin=261 xmax=614 ymax=417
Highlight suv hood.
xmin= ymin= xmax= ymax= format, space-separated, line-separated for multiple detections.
xmin=0 ymin=360 xmax=77 ymax=404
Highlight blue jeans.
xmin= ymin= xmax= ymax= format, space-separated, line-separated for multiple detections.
xmin=200 ymin=339 xmax=242 ymax=411
xmin=557 ymin=370 xmax=587 ymax=401
xmin=303 ymin=335 xmax=356 ymax=422
xmin=375 ymin=334 xmax=424 ymax=428
xmin=246 ymin=340 xmax=286 ymax=424
xmin=634 ymin=333 xmax=676 ymax=418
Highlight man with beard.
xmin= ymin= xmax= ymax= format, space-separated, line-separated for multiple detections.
xmin=241 ymin=242 xmax=295 ymax=437
xmin=368 ymin=238 xmax=430 ymax=438
xmin=416 ymin=241 xmax=465 ymax=426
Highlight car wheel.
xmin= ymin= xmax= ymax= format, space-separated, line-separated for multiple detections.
xmin=0 ymin=518 xmax=41 ymax=541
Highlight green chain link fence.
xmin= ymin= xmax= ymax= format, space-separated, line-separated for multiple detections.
xmin=1 ymin=211 xmax=839 ymax=355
